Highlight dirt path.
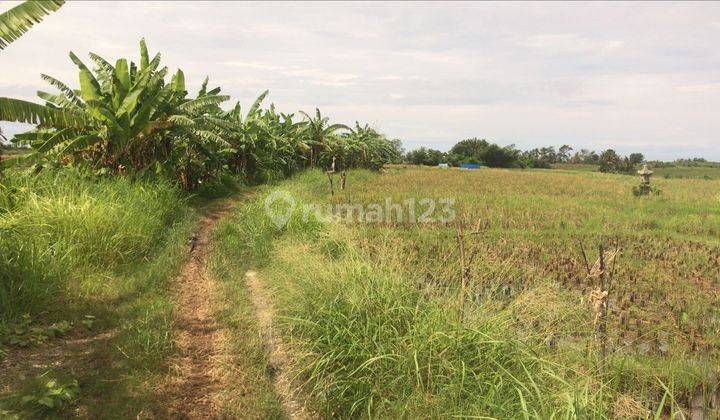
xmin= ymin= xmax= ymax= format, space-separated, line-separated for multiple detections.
xmin=245 ymin=270 xmax=312 ymax=420
xmin=165 ymin=200 xmax=237 ymax=419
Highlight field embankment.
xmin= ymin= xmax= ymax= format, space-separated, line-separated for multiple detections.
xmin=215 ymin=167 xmax=720 ymax=418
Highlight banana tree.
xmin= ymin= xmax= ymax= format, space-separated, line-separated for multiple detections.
xmin=264 ymin=105 xmax=310 ymax=176
xmin=258 ymin=103 xmax=308 ymax=178
xmin=165 ymin=77 xmax=234 ymax=190
xmin=0 ymin=39 xmax=230 ymax=189
xmin=298 ymin=108 xmax=349 ymax=169
xmin=219 ymin=91 xmax=302 ymax=182
xmin=0 ymin=0 xmax=64 ymax=50
xmin=346 ymin=122 xmax=399 ymax=170
xmin=220 ymin=90 xmax=271 ymax=181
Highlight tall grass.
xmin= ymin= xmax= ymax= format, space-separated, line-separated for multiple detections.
xmin=0 ymin=170 xmax=185 ymax=324
xmin=269 ymin=242 xmax=602 ymax=417
xmin=207 ymin=213 xmax=287 ymax=418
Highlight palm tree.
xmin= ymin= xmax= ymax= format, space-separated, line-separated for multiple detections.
xmin=0 ymin=0 xmax=64 ymax=50
xmin=299 ymin=108 xmax=349 ymax=168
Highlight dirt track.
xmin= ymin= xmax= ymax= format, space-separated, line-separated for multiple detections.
xmin=164 ymin=198 xmax=311 ymax=419
xmin=245 ymin=270 xmax=312 ymax=420
xmin=165 ymin=201 xmax=236 ymax=419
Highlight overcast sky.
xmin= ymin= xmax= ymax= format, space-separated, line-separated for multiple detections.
xmin=2 ymin=1 xmax=720 ymax=160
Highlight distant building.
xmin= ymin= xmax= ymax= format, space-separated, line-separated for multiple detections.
xmin=460 ymin=163 xmax=481 ymax=170
xmin=438 ymin=163 xmax=449 ymax=168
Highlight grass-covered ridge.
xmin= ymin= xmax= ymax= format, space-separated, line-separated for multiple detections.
xmin=215 ymin=167 xmax=720 ymax=418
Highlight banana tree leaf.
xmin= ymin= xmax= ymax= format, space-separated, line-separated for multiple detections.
xmin=0 ymin=97 xmax=88 ymax=128
xmin=116 ymin=86 xmax=142 ymax=117
xmin=61 ymin=134 xmax=101 ymax=154
xmin=36 ymin=128 xmax=76 ymax=152
xmin=139 ymin=38 xmax=149 ymax=70
xmin=248 ymin=90 xmax=269 ymax=117
xmin=177 ymin=95 xmax=229 ymax=113
xmin=40 ymin=74 xmax=83 ymax=107
xmin=170 ymin=69 xmax=186 ymax=93
xmin=130 ymin=87 xmax=169 ymax=136
xmin=78 ymin=69 xmax=101 ymax=102
xmin=114 ymin=58 xmax=131 ymax=97
xmin=0 ymin=0 xmax=64 ymax=50
xmin=168 ymin=115 xmax=195 ymax=126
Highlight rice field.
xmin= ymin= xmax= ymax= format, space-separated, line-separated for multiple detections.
xmin=217 ymin=166 xmax=720 ymax=418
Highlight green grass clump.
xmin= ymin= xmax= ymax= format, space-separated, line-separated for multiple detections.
xmin=0 ymin=171 xmax=185 ymax=324
xmin=267 ymin=242 xmax=597 ymax=418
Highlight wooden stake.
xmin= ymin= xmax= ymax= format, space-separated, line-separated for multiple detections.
xmin=598 ymin=244 xmax=607 ymax=376
xmin=455 ymin=221 xmax=467 ymax=321
xmin=326 ymin=171 xmax=334 ymax=196
xmin=339 ymin=171 xmax=346 ymax=190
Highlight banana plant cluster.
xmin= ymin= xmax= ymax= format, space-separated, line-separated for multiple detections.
xmin=340 ymin=122 xmax=404 ymax=170
xmin=219 ymin=91 xmax=308 ymax=183
xmin=0 ymin=39 xmax=402 ymax=190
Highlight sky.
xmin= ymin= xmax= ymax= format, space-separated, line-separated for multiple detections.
xmin=2 ymin=1 xmax=720 ymax=160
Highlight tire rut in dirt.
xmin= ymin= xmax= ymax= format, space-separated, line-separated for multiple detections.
xmin=244 ymin=270 xmax=313 ymax=420
xmin=166 ymin=202 xmax=235 ymax=419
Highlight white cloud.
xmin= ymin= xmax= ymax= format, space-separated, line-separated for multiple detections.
xmin=675 ymin=83 xmax=720 ymax=93
xmin=522 ymin=33 xmax=624 ymax=56
xmin=1 ymin=1 xmax=720 ymax=160
xmin=221 ymin=61 xmax=282 ymax=71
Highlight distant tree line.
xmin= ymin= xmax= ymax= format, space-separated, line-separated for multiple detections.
xmin=404 ymin=138 xmax=645 ymax=173
xmin=647 ymin=158 xmax=720 ymax=168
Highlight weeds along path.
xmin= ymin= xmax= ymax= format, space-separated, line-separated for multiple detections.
xmin=244 ymin=270 xmax=312 ymax=420
xmin=166 ymin=199 xmax=238 ymax=419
